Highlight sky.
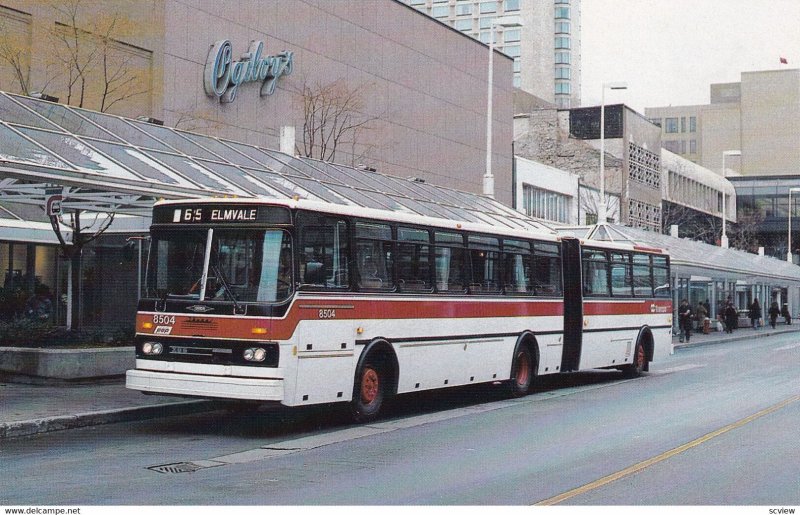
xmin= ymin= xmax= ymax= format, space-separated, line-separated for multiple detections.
xmin=580 ymin=0 xmax=800 ymax=113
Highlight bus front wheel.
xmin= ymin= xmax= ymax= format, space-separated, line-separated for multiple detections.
xmin=351 ymin=360 xmax=385 ymax=423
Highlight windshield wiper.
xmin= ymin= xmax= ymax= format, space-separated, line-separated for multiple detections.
xmin=209 ymin=262 xmax=242 ymax=313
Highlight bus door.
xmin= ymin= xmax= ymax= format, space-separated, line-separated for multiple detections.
xmin=560 ymin=237 xmax=583 ymax=372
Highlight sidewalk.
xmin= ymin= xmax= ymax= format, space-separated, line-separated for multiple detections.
xmin=0 ymin=377 xmax=218 ymax=439
xmin=2 ymin=324 xmax=799 ymax=440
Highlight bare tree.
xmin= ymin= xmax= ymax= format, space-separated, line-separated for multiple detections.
xmin=49 ymin=0 xmax=150 ymax=112
xmin=294 ymin=79 xmax=381 ymax=165
xmin=661 ymin=201 xmax=720 ymax=244
xmin=728 ymin=207 xmax=764 ymax=253
xmin=49 ymin=207 xmax=115 ymax=331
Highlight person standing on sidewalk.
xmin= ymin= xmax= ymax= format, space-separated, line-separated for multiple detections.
xmin=679 ymin=299 xmax=693 ymax=343
xmin=696 ymin=302 xmax=709 ymax=334
xmin=781 ymin=303 xmax=792 ymax=325
xmin=768 ymin=301 xmax=780 ymax=329
xmin=749 ymin=298 xmax=761 ymax=329
xmin=724 ymin=301 xmax=738 ymax=333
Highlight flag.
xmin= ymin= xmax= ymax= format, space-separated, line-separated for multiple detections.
xmin=780 ymin=57 xmax=788 ymax=64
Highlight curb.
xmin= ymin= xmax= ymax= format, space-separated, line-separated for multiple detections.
xmin=0 ymin=399 xmax=220 ymax=439
xmin=673 ymin=327 xmax=800 ymax=350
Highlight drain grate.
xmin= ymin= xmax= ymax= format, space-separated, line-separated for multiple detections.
xmin=148 ymin=462 xmax=204 ymax=474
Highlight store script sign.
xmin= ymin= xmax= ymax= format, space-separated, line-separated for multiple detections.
xmin=204 ymin=39 xmax=294 ymax=103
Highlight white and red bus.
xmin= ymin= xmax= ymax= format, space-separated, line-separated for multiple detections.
xmin=126 ymin=198 xmax=672 ymax=421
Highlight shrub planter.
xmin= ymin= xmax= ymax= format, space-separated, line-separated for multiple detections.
xmin=0 ymin=346 xmax=134 ymax=381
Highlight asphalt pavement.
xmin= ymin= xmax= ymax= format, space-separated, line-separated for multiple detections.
xmin=2 ymin=323 xmax=798 ymax=439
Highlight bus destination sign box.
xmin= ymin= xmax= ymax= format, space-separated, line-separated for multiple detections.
xmin=153 ymin=204 xmax=291 ymax=225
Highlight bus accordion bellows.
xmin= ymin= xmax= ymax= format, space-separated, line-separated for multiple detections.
xmin=126 ymin=197 xmax=672 ymax=422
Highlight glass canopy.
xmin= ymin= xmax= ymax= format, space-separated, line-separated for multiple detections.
xmin=0 ymin=91 xmax=550 ymax=233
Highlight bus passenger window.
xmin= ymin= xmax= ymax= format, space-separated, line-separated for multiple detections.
xmin=397 ymin=227 xmax=431 ymax=291
xmin=435 ymin=231 xmax=467 ymax=293
xmin=610 ymin=252 xmax=632 ymax=297
xmin=298 ymin=217 xmax=349 ymax=289
xmin=502 ymin=239 xmax=532 ymax=294
xmin=632 ymin=254 xmax=653 ymax=297
xmin=468 ymin=235 xmax=500 ymax=293
xmin=355 ymin=222 xmax=393 ymax=290
xmin=652 ymin=256 xmax=670 ymax=297
xmin=533 ymin=242 xmax=562 ymax=295
xmin=582 ymin=249 xmax=609 ymax=296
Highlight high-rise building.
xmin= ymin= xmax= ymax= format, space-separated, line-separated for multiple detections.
xmin=404 ymin=0 xmax=581 ymax=108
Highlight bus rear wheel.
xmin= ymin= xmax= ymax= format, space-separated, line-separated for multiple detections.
xmin=622 ymin=340 xmax=646 ymax=378
xmin=351 ymin=360 xmax=385 ymax=423
xmin=507 ymin=345 xmax=534 ymax=397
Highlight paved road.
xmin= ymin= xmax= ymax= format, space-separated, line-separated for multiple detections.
xmin=2 ymin=333 xmax=799 ymax=505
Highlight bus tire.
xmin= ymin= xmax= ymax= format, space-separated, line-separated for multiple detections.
xmin=507 ymin=343 xmax=535 ymax=397
xmin=622 ymin=333 xmax=648 ymax=378
xmin=350 ymin=355 xmax=387 ymax=423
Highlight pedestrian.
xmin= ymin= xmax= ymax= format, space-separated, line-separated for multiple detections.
xmin=781 ymin=303 xmax=792 ymax=325
xmin=724 ymin=301 xmax=738 ymax=334
xmin=696 ymin=302 xmax=709 ymax=334
xmin=678 ymin=298 xmax=693 ymax=343
xmin=749 ymin=298 xmax=761 ymax=329
xmin=768 ymin=301 xmax=780 ymax=329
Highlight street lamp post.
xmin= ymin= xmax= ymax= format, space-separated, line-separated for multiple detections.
xmin=598 ymin=82 xmax=627 ymax=224
xmin=484 ymin=15 xmax=523 ymax=198
xmin=720 ymin=149 xmax=741 ymax=248
xmin=788 ymin=188 xmax=800 ymax=262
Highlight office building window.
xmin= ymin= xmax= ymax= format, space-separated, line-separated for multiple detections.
xmin=689 ymin=116 xmax=697 ymax=132
xmin=504 ymin=0 xmax=520 ymax=11
xmin=431 ymin=5 xmax=449 ymax=17
xmin=455 ymin=3 xmax=472 ymax=15
xmin=555 ymin=21 xmax=570 ymax=34
xmin=503 ymin=45 xmax=520 ymax=57
xmin=523 ymin=185 xmax=570 ymax=223
xmin=555 ymin=37 xmax=570 ymax=49
xmin=555 ymin=52 xmax=570 ymax=64
xmin=555 ymin=82 xmax=571 ymax=95
xmin=690 ymin=139 xmax=697 ymax=154
xmin=664 ymin=117 xmax=679 ymax=133
xmin=455 ymin=19 xmax=472 ymax=30
xmin=479 ymin=31 xmax=491 ymax=43
xmin=513 ymin=75 xmax=521 ymax=88
xmin=555 ymin=7 xmax=570 ymax=19
xmin=555 ymin=67 xmax=570 ymax=79
xmin=504 ymin=28 xmax=521 ymax=42
xmin=663 ymin=140 xmax=680 ymax=153
xmin=680 ymin=117 xmax=686 ymax=133
xmin=479 ymin=16 xmax=494 ymax=29
xmin=480 ymin=1 xmax=498 ymax=13
xmin=513 ymin=58 xmax=521 ymax=72
xmin=556 ymin=97 xmax=571 ymax=108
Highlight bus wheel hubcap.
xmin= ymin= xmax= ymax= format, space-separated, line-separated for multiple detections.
xmin=516 ymin=353 xmax=530 ymax=386
xmin=361 ymin=368 xmax=379 ymax=404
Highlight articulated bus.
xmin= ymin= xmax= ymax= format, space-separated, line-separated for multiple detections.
xmin=126 ymin=198 xmax=672 ymax=421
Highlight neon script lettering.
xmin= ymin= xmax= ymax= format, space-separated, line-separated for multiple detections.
xmin=204 ymin=40 xmax=294 ymax=103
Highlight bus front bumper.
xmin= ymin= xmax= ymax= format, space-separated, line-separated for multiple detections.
xmin=126 ymin=369 xmax=284 ymax=401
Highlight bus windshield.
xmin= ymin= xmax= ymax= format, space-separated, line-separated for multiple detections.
xmin=146 ymin=228 xmax=293 ymax=303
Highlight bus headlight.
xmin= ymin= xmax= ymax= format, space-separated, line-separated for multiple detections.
xmin=142 ymin=342 xmax=163 ymax=355
xmin=244 ymin=347 xmax=267 ymax=362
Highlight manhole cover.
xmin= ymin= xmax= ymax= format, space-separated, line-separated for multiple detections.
xmin=148 ymin=462 xmax=204 ymax=474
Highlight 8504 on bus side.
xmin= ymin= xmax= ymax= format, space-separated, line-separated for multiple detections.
xmin=126 ymin=198 xmax=672 ymax=422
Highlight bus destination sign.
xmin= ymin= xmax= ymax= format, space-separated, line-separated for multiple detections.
xmin=153 ymin=204 xmax=291 ymax=225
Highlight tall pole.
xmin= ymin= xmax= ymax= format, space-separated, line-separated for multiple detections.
xmin=599 ymin=87 xmax=606 ymax=224
xmin=721 ymin=152 xmax=727 ymax=248
xmin=483 ymin=23 xmax=496 ymax=198
xmin=789 ymin=189 xmax=793 ymax=263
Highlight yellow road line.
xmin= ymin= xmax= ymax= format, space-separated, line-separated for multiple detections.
xmin=535 ymin=394 xmax=800 ymax=506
